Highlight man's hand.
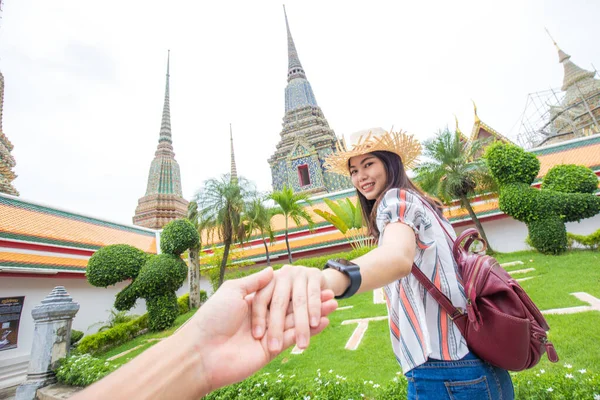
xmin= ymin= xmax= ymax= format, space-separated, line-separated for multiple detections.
xmin=183 ymin=267 xmax=337 ymax=394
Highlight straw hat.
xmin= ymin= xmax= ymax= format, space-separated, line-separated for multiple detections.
xmin=324 ymin=128 xmax=422 ymax=175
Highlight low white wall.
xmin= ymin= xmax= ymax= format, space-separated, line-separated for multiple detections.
xmin=0 ymin=273 xmax=212 ymax=389
xmin=455 ymin=213 xmax=600 ymax=254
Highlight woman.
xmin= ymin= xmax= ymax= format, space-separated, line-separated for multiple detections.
xmin=251 ymin=128 xmax=514 ymax=399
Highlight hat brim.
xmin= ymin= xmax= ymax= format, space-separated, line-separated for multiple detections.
xmin=324 ymin=130 xmax=422 ymax=175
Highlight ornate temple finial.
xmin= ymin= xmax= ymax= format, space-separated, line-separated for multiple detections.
xmin=283 ymin=5 xmax=306 ymax=82
xmin=545 ymin=28 xmax=570 ymax=63
xmin=454 ymin=115 xmax=462 ymax=135
xmin=230 ymin=123 xmax=238 ymax=184
xmin=472 ymin=100 xmax=480 ymax=124
xmin=159 ymin=50 xmax=172 ymax=144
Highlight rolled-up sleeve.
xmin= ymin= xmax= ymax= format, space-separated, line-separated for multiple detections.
xmin=376 ymin=189 xmax=424 ymax=236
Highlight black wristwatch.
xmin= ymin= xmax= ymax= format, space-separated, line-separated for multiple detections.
xmin=323 ymin=259 xmax=362 ymax=299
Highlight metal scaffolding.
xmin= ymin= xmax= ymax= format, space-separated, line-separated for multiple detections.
xmin=517 ymin=69 xmax=600 ymax=149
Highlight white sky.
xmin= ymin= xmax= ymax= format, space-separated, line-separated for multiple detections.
xmin=1 ymin=0 xmax=599 ymax=225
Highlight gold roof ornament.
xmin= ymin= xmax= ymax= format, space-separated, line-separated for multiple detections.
xmin=472 ymin=100 xmax=481 ymax=124
xmin=324 ymin=128 xmax=422 ymax=175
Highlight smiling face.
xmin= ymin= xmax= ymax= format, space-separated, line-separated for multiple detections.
xmin=349 ymin=153 xmax=388 ymax=200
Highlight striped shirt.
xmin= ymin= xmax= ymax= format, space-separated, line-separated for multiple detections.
xmin=376 ymin=189 xmax=469 ymax=373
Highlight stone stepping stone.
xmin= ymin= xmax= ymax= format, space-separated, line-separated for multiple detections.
xmin=373 ymin=288 xmax=386 ymax=304
xmin=516 ymin=277 xmax=535 ymax=282
xmin=508 ymin=268 xmax=535 ymax=275
xmin=542 ymin=293 xmax=600 ymax=315
xmin=341 ymin=316 xmax=388 ymax=350
xmin=500 ymin=261 xmax=525 ymax=267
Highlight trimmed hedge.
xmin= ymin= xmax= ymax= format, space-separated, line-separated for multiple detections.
xmin=485 ymin=142 xmax=600 ymax=254
xmin=77 ymin=314 xmax=149 ymax=355
xmin=78 ymin=293 xmax=191 ymax=355
xmin=568 ymin=228 xmax=600 ymax=250
xmin=160 ymin=219 xmax=200 ymax=256
xmin=542 ymin=164 xmax=599 ymax=194
xmin=86 ymin=244 xmax=147 ymax=287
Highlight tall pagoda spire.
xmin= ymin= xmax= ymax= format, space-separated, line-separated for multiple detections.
xmin=229 ymin=123 xmax=238 ymax=184
xmin=159 ymin=50 xmax=172 ymax=145
xmin=284 ymin=5 xmax=306 ymax=82
xmin=545 ymin=29 xmax=597 ymax=92
xmin=268 ymin=6 xmax=352 ymax=195
xmin=0 ymin=0 xmax=19 ymax=196
xmin=133 ymin=51 xmax=188 ymax=229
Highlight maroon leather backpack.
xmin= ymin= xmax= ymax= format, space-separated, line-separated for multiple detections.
xmin=412 ymin=204 xmax=559 ymax=371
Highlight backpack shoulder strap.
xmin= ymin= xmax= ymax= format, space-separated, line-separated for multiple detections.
xmin=411 ymin=264 xmax=463 ymax=320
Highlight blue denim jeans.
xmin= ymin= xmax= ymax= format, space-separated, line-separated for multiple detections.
xmin=405 ymin=352 xmax=514 ymax=400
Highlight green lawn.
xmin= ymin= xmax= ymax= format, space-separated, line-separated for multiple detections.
xmin=98 ymin=309 xmax=197 ymax=367
xmin=96 ymin=249 xmax=600 ymax=395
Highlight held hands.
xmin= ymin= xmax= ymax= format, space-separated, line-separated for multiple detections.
xmin=251 ymin=265 xmax=347 ymax=355
xmin=182 ymin=267 xmax=337 ymax=394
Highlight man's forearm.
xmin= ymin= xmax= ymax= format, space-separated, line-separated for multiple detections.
xmin=71 ymin=325 xmax=209 ymax=400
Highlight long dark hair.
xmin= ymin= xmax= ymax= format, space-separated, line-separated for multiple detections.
xmin=352 ymin=151 xmax=444 ymax=239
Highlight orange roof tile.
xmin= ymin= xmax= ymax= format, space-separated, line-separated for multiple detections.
xmin=0 ymin=195 xmax=157 ymax=253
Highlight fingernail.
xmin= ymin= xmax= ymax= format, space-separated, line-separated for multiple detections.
xmin=269 ymin=338 xmax=280 ymax=352
xmin=298 ymin=335 xmax=308 ymax=349
xmin=311 ymin=317 xmax=319 ymax=327
xmin=254 ymin=326 xmax=263 ymax=338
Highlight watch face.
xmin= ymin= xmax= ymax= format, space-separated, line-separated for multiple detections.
xmin=335 ymin=258 xmax=354 ymax=267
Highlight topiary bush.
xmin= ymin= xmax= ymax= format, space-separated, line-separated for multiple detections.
xmin=86 ymin=245 xmax=148 ymax=287
xmin=541 ymin=164 xmax=599 ymax=194
xmin=160 ymin=219 xmax=200 ymax=255
xmin=86 ymin=218 xmax=200 ymax=332
xmin=485 ymin=142 xmax=600 ymax=254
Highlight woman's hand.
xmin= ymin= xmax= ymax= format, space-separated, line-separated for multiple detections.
xmin=251 ymin=265 xmax=330 ymax=355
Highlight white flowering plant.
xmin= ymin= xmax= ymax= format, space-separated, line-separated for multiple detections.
xmin=511 ymin=362 xmax=600 ymax=399
xmin=55 ymin=353 xmax=117 ymax=387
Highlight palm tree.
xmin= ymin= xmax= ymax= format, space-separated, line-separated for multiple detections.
xmin=270 ymin=186 xmax=314 ymax=263
xmin=414 ymin=128 xmax=496 ymax=252
xmin=243 ymin=195 xmax=277 ymax=266
xmin=195 ymin=174 xmax=255 ymax=288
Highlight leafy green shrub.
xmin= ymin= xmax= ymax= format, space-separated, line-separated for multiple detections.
xmin=88 ymin=309 xmax=139 ymax=333
xmin=568 ymin=228 xmax=600 ymax=250
xmin=199 ymin=290 xmax=208 ymax=303
xmin=77 ymin=314 xmax=148 ymax=355
xmin=178 ymin=293 xmax=190 ymax=314
xmin=542 ymin=164 xmax=598 ymax=194
xmin=86 ymin=244 xmax=147 ymax=287
xmin=485 ymin=142 xmax=600 ymax=254
xmin=205 ymin=367 xmax=600 ymax=400
xmin=70 ymin=329 xmax=84 ymax=346
xmin=160 ymin=219 xmax=200 ymax=256
xmin=205 ymin=370 xmax=407 ymax=400
xmin=55 ymin=354 xmax=116 ymax=387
